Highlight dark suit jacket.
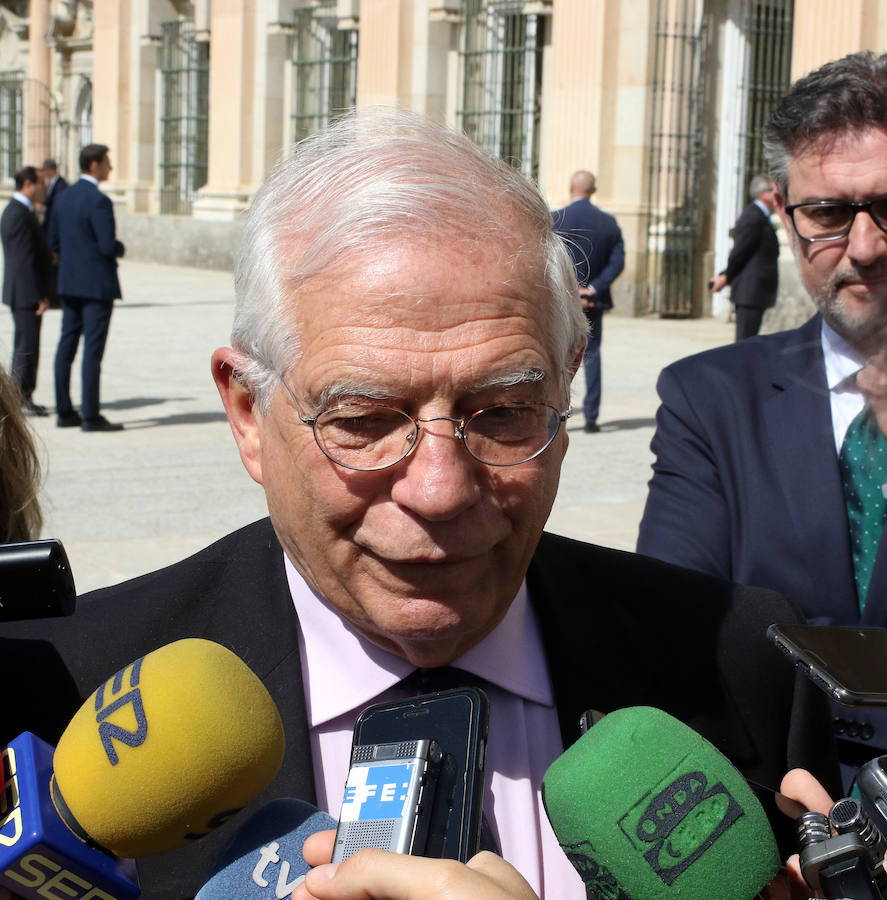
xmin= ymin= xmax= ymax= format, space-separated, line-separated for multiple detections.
xmin=1 ymin=198 xmax=51 ymax=309
xmin=49 ymin=177 xmax=124 ymax=301
xmin=723 ymin=202 xmax=779 ymax=309
xmin=42 ymin=174 xmax=68 ymax=236
xmin=552 ymin=198 xmax=625 ymax=311
xmin=0 ymin=520 xmax=838 ymax=898
xmin=637 ymin=314 xmax=887 ymax=763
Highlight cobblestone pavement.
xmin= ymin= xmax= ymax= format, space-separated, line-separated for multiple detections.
xmin=0 ymin=259 xmax=734 ymax=593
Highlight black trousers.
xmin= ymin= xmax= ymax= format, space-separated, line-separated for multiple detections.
xmin=10 ymin=306 xmax=43 ymax=398
xmin=734 ymin=305 xmax=765 ymax=342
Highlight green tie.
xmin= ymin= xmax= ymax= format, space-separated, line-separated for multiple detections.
xmin=839 ymin=408 xmax=887 ymax=610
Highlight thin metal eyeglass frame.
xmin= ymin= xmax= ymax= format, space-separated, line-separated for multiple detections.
xmin=275 ymin=374 xmax=571 ymax=471
xmin=784 ymin=197 xmax=887 ymax=243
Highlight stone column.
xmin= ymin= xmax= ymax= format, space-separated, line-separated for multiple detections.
xmin=26 ymin=0 xmax=51 ymax=165
xmin=92 ymin=0 xmax=131 ymax=207
xmin=355 ymin=0 xmax=412 ymax=107
xmin=192 ymin=0 xmax=257 ymax=220
xmin=791 ymin=0 xmax=887 ymax=79
xmin=541 ymin=0 xmax=654 ymax=315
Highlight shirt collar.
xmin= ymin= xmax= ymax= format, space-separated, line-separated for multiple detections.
xmin=12 ymin=192 xmax=33 ymax=211
xmin=80 ymin=174 xmax=98 ymax=186
xmin=753 ymin=198 xmax=772 ymax=218
xmin=821 ymin=318 xmax=866 ymax=392
xmin=285 ymin=554 xmax=553 ymax=727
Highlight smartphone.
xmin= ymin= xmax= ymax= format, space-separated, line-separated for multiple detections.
xmin=332 ymin=687 xmax=489 ymax=863
xmin=767 ymin=623 xmax=887 ymax=706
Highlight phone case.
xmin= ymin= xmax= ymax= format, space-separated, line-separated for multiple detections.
xmin=348 ymin=686 xmax=489 ymax=861
xmin=767 ymin=623 xmax=887 ymax=706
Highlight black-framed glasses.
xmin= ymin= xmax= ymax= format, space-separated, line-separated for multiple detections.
xmin=785 ymin=197 xmax=887 ymax=243
xmin=277 ymin=377 xmax=570 ymax=471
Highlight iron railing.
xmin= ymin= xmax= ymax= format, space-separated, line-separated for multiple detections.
xmin=159 ymin=20 xmax=209 ymax=215
xmin=291 ymin=5 xmax=358 ymax=144
xmin=457 ymin=0 xmax=544 ymax=181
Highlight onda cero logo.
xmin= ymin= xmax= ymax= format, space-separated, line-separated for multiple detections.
xmin=617 ymin=762 xmax=743 ymax=885
xmin=94 ymin=657 xmax=148 ymax=765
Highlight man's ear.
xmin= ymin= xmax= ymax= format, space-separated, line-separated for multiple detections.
xmin=568 ymin=339 xmax=586 ymax=381
xmin=774 ymin=188 xmax=791 ymax=233
xmin=211 ymin=347 xmax=264 ymax=485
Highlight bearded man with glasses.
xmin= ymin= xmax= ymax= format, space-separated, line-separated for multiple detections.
xmin=0 ymin=109 xmax=837 ymax=898
xmin=639 ymin=51 xmax=887 ymax=791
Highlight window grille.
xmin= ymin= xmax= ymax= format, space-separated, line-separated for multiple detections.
xmin=76 ymin=79 xmax=93 ymax=151
xmin=645 ymin=0 xmax=710 ymax=317
xmin=159 ymin=20 xmax=209 ymax=215
xmin=457 ymin=0 xmax=543 ymax=180
xmin=291 ymin=5 xmax=358 ymax=144
xmin=738 ymin=0 xmax=793 ymax=194
xmin=0 ymin=72 xmax=22 ymax=180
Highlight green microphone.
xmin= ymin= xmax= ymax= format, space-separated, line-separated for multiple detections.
xmin=542 ymin=707 xmax=780 ymax=899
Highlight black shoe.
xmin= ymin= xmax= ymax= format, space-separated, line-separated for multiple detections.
xmin=56 ymin=411 xmax=82 ymax=427
xmin=23 ymin=398 xmax=49 ymax=417
xmin=583 ymin=422 xmax=600 ymax=433
xmin=81 ymin=415 xmax=123 ymax=432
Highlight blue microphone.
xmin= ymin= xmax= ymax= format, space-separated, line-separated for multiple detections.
xmin=1 ymin=732 xmax=139 ymax=899
xmin=195 ymin=799 xmax=336 ymax=899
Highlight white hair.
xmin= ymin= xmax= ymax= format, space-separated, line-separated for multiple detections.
xmin=232 ymin=108 xmax=586 ymax=410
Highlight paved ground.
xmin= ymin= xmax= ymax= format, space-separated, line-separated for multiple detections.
xmin=0 ymin=259 xmax=734 ymax=594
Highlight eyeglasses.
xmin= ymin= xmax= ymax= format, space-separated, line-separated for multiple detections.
xmin=785 ymin=197 xmax=887 ymax=243
xmin=277 ymin=378 xmax=570 ymax=471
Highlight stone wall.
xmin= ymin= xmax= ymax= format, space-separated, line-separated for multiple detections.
xmin=116 ymin=214 xmax=243 ymax=271
xmin=760 ymin=254 xmax=817 ymax=334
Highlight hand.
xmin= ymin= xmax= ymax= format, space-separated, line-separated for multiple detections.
xmin=36 ymin=298 xmax=49 ymax=315
xmin=579 ymin=286 xmax=596 ymax=309
xmin=758 ymin=769 xmax=837 ymax=899
xmin=292 ymin=831 xmax=540 ymax=900
xmin=709 ymin=273 xmax=728 ymax=293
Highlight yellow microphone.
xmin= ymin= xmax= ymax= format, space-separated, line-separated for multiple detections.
xmin=50 ymin=638 xmax=285 ymax=858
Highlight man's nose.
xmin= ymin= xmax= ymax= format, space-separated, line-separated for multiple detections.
xmin=847 ymin=208 xmax=887 ymax=266
xmin=389 ymin=421 xmax=481 ymax=521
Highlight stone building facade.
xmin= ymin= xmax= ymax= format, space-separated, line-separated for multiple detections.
xmin=4 ymin=0 xmax=887 ymax=317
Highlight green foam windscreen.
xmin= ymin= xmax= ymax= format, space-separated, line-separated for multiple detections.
xmin=51 ymin=638 xmax=285 ymax=857
xmin=542 ymin=706 xmax=779 ymax=899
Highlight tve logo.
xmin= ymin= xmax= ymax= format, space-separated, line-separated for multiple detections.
xmin=339 ymin=762 xmax=417 ymax=822
xmin=94 ymin=657 xmax=148 ymax=765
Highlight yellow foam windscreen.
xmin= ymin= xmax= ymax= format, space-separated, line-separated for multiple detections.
xmin=51 ymin=638 xmax=285 ymax=858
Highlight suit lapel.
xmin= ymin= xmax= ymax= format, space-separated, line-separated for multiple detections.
xmin=197 ymin=520 xmax=317 ymax=804
xmin=763 ymin=316 xmax=859 ymax=621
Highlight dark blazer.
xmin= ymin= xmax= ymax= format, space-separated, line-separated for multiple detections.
xmin=637 ymin=314 xmax=887 ymax=765
xmin=49 ymin=177 xmax=124 ymax=300
xmin=42 ymin=174 xmax=68 ymax=236
xmin=1 ymin=198 xmax=51 ymax=309
xmin=552 ymin=198 xmax=625 ymax=310
xmin=0 ymin=520 xmax=838 ymax=898
xmin=723 ymin=202 xmax=779 ymax=309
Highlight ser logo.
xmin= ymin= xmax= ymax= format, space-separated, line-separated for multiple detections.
xmin=0 ymin=746 xmax=22 ymax=848
xmin=618 ymin=768 xmax=743 ymax=885
xmin=94 ymin=657 xmax=148 ymax=765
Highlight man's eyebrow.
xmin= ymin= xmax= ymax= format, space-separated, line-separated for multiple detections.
xmin=309 ymin=368 xmax=548 ymax=410
xmin=464 ymin=367 xmax=547 ymax=393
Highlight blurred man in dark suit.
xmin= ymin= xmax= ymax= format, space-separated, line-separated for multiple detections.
xmin=1 ymin=165 xmax=51 ymax=415
xmin=40 ymin=157 xmax=67 ymax=238
xmin=50 ymin=143 xmax=125 ymax=432
xmin=40 ymin=157 xmax=67 ymax=308
xmin=709 ymin=173 xmax=779 ymax=340
xmin=552 ymin=171 xmax=624 ymax=432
